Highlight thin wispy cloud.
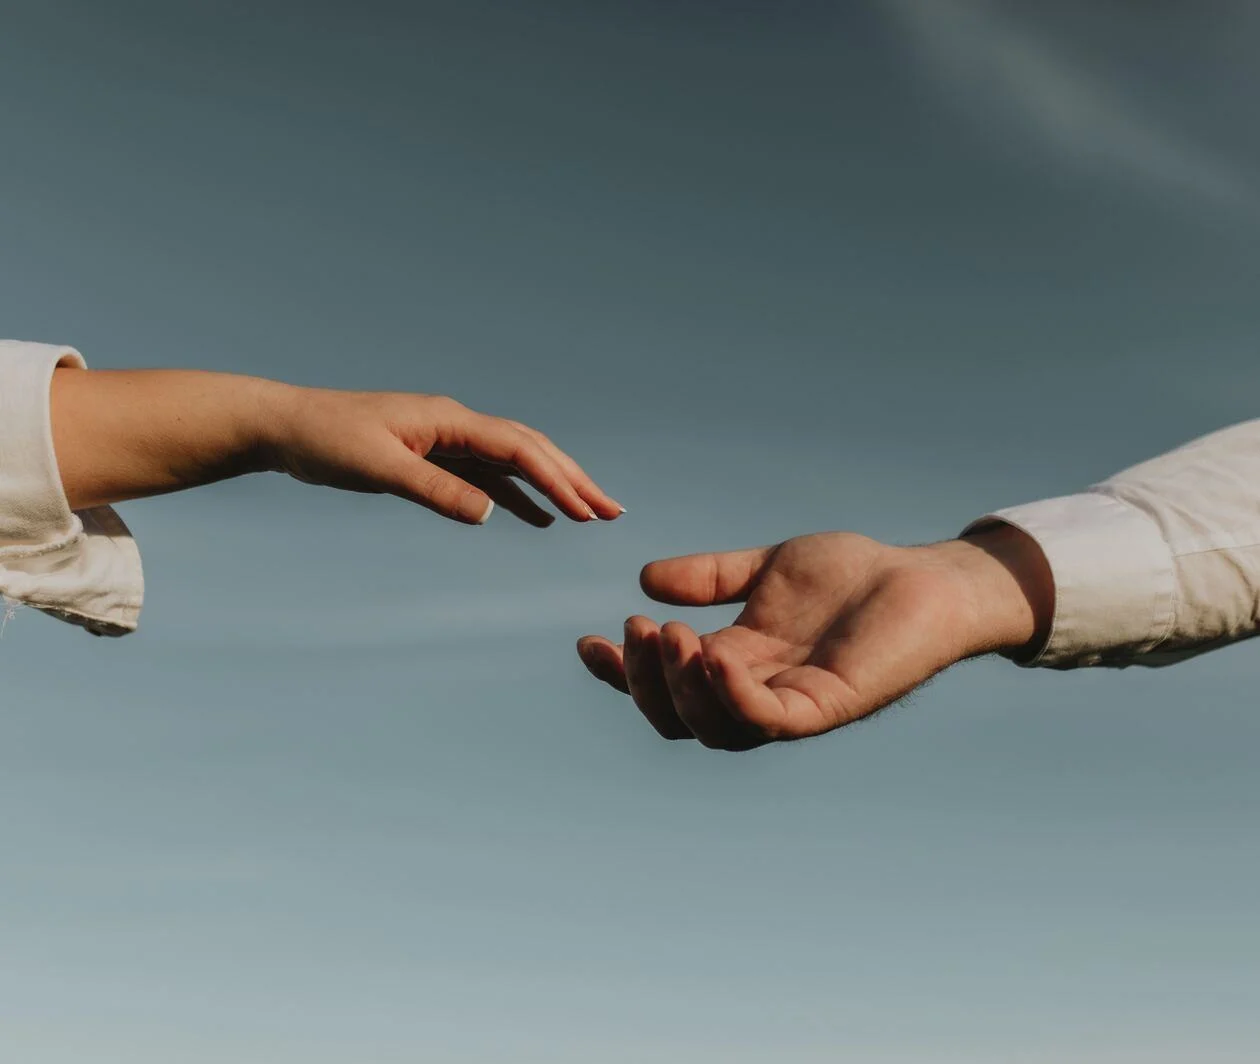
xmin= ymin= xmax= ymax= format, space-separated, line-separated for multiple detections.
xmin=879 ymin=0 xmax=1256 ymax=216
xmin=147 ymin=583 xmax=635 ymax=650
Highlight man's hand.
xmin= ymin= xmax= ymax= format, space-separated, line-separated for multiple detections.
xmin=577 ymin=526 xmax=1053 ymax=750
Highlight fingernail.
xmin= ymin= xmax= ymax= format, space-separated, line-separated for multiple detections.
xmin=460 ymin=492 xmax=493 ymax=524
xmin=585 ymin=504 xmax=598 ymax=520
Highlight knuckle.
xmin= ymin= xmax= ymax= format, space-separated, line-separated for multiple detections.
xmin=508 ymin=419 xmax=549 ymax=444
xmin=510 ymin=437 xmax=537 ymax=464
xmin=519 ymin=431 xmax=551 ymax=461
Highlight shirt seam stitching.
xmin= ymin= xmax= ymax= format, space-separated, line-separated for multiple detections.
xmin=1171 ymin=541 xmax=1260 ymax=559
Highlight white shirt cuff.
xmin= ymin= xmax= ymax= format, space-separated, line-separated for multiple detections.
xmin=962 ymin=490 xmax=1176 ymax=668
xmin=0 ymin=340 xmax=144 ymax=636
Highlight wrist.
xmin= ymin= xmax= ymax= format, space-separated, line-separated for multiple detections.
xmin=928 ymin=524 xmax=1055 ymax=659
xmin=246 ymin=378 xmax=305 ymax=475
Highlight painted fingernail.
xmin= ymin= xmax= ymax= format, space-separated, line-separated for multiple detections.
xmin=584 ymin=504 xmax=598 ymax=520
xmin=461 ymin=492 xmax=494 ymax=524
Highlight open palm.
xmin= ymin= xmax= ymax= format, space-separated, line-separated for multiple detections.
xmin=578 ymin=531 xmax=1009 ymax=750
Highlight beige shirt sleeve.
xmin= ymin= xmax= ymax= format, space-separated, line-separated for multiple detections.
xmin=964 ymin=419 xmax=1260 ymax=669
xmin=0 ymin=340 xmax=144 ymax=636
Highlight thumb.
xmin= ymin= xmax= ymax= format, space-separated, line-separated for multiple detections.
xmin=640 ymin=545 xmax=777 ymax=606
xmin=391 ymin=455 xmax=495 ymax=525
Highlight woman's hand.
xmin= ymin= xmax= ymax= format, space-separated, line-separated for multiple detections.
xmin=51 ymin=367 xmax=622 ymax=525
xmin=263 ymin=385 xmax=624 ymax=526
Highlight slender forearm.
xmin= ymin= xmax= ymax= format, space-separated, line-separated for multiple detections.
xmin=47 ymin=365 xmax=621 ymax=527
xmin=50 ymin=367 xmax=284 ymax=510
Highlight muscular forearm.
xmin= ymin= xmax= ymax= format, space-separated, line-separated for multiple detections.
xmin=50 ymin=366 xmax=283 ymax=509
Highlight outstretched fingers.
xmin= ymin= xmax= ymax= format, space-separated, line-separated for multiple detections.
xmin=445 ymin=413 xmax=613 ymax=524
xmin=508 ymin=421 xmax=624 ymax=520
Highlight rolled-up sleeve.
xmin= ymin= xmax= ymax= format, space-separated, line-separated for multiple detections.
xmin=0 ymin=340 xmax=143 ymax=636
xmin=964 ymin=419 xmax=1260 ymax=669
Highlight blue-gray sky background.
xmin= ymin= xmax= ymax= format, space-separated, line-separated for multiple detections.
xmin=2 ymin=2 xmax=1260 ymax=1060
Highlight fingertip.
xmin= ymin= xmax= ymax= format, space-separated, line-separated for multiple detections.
xmin=624 ymin=617 xmax=665 ymax=666
xmin=592 ymin=498 xmax=626 ymax=521
xmin=624 ymin=614 xmax=655 ymax=638
xmin=638 ymin=560 xmax=665 ymax=598
xmin=562 ymin=483 xmax=599 ymax=522
xmin=578 ymin=633 xmax=619 ymax=655
xmin=657 ymin=624 xmax=682 ymax=663
xmin=563 ymin=498 xmax=597 ymax=522
xmin=448 ymin=487 xmax=493 ymax=525
xmin=659 ymin=620 xmax=697 ymax=657
xmin=577 ymin=634 xmax=626 ymax=679
xmin=638 ymin=556 xmax=713 ymax=606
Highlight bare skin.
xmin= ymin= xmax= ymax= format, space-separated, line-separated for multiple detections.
xmin=577 ymin=524 xmax=1053 ymax=750
xmin=47 ymin=363 xmax=1050 ymax=742
xmin=49 ymin=365 xmax=622 ymax=526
